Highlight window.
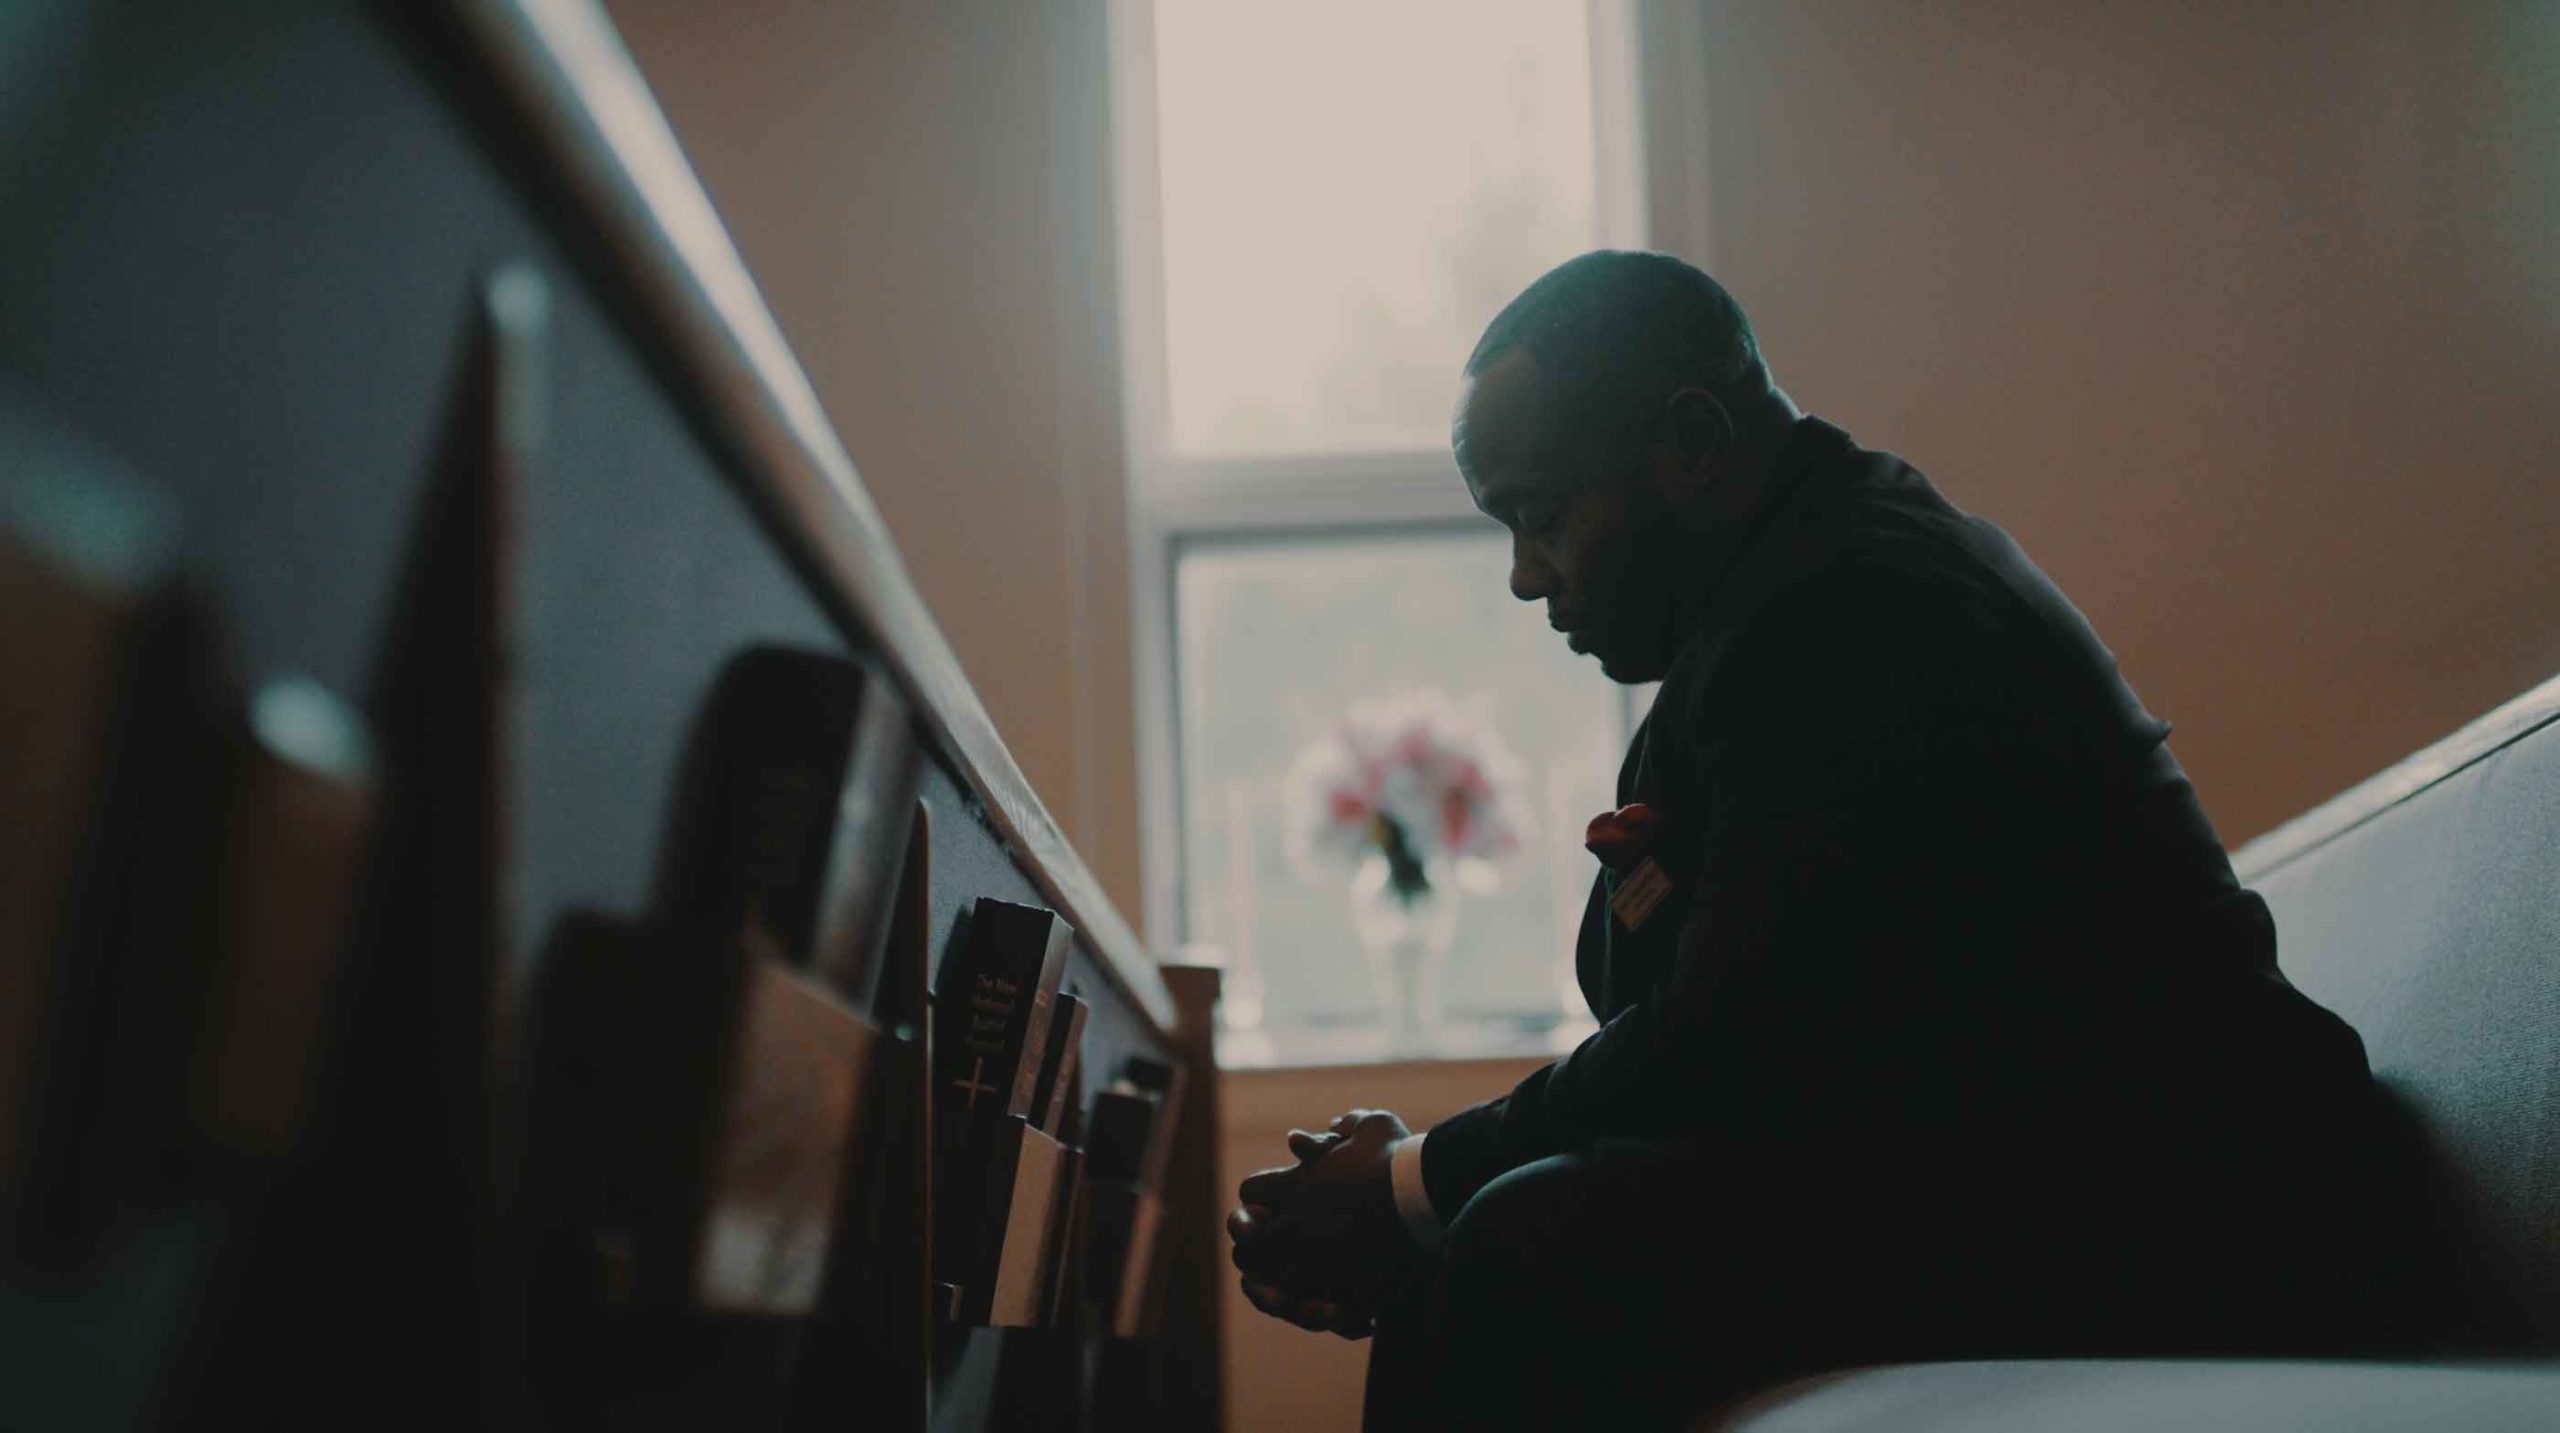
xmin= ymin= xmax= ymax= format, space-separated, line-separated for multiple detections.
xmin=1114 ymin=0 xmax=1665 ymax=1063
xmin=1152 ymin=2 xmax=1605 ymax=458
xmin=1176 ymin=530 xmax=1629 ymax=1063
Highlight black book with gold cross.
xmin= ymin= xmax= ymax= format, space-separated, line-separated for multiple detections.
xmin=929 ymin=898 xmax=1071 ymax=1315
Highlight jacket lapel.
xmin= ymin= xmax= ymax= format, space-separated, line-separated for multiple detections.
xmin=1573 ymin=419 xmax=1870 ymax=1021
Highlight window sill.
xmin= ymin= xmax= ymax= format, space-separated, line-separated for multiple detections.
xmin=1215 ymin=1014 xmax=1597 ymax=1072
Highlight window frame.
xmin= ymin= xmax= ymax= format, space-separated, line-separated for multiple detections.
xmin=1108 ymin=0 xmax=1709 ymax=997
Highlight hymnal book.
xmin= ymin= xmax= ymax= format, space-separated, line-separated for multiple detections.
xmin=530 ymin=643 xmax=913 ymax=1315
xmin=979 ymin=1117 xmax=1074 ymax=1327
xmin=932 ymin=899 xmax=1072 ymax=1130
xmin=1080 ymin=1056 xmax=1187 ymax=1336
xmin=525 ymin=914 xmax=872 ymax=1317
xmin=616 ymin=644 xmax=893 ymax=1308
xmin=1120 ymin=1056 xmax=1184 ymax=1193
xmin=693 ymin=942 xmax=876 ymax=1314
xmin=1081 ymin=1085 xmax=1162 ymax=1189
xmin=193 ymin=678 xmax=379 ymax=1156
xmin=808 ymin=668 xmax=921 ymax=1009
xmin=654 ymin=646 xmax=879 ymax=967
xmin=1043 ymin=1143 xmax=1088 ymax=1325
xmin=1085 ymin=1057 xmax=1184 ymax=1191
xmin=1027 ymin=993 xmax=1088 ymax=1137
xmin=522 ymin=909 xmax=682 ymax=1315
xmin=930 ymin=898 xmax=1072 ymax=1312
xmin=784 ymin=798 xmax=935 ymax=1427
xmin=21 ymin=590 xmax=232 ymax=1253
xmin=876 ymin=800 xmax=935 ymax=1032
xmin=1079 ymin=1089 xmax=1162 ymax=1336
xmin=0 ymin=449 xmax=175 ymax=1219
xmin=968 ymin=989 xmax=1086 ymax=1326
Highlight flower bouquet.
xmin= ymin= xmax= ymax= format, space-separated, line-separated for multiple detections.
xmin=1283 ymin=690 xmax=1526 ymax=1047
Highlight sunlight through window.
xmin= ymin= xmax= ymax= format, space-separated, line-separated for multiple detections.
xmin=1153 ymin=0 xmax=1602 ymax=457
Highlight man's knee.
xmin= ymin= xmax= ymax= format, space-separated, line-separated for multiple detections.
xmin=1440 ymin=1152 xmax=1599 ymax=1284
xmin=1439 ymin=1143 xmax=1695 ymax=1304
xmin=1423 ymin=1146 xmax=1734 ymax=1427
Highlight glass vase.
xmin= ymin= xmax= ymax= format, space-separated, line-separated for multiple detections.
xmin=1348 ymin=851 xmax=1460 ymax=1056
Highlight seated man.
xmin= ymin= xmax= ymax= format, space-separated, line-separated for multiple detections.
xmin=1226 ymin=252 xmax=2399 ymax=1430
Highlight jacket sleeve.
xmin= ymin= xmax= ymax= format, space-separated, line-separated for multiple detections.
xmin=1420 ymin=562 xmax=2068 ymax=1219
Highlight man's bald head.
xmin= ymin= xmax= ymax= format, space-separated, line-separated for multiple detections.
xmin=1461 ymin=250 xmax=1780 ymax=463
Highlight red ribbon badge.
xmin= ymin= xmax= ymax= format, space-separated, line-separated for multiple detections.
xmin=1585 ymin=803 xmax=1672 ymax=930
xmin=1582 ymin=802 xmax=1663 ymax=874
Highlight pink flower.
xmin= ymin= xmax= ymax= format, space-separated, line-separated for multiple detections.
xmin=1282 ymin=688 xmax=1529 ymax=883
xmin=1440 ymin=787 xmax=1474 ymax=851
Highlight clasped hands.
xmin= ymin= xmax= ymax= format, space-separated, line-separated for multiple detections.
xmin=1226 ymin=1108 xmax=1416 ymax=1340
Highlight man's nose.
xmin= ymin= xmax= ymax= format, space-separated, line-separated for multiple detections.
xmin=1508 ymin=534 xmax=1554 ymax=603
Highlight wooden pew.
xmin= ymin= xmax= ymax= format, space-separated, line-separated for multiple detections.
xmin=0 ymin=0 xmax=1224 ymax=1427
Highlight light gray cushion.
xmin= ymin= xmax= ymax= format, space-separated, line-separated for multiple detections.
xmin=2239 ymin=679 xmax=2560 ymax=1342
xmin=1708 ymin=1358 xmax=2560 ymax=1433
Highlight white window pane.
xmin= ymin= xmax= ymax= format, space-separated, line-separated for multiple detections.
xmin=1176 ymin=529 xmax=1623 ymax=1053
xmin=1153 ymin=1 xmax=1601 ymax=458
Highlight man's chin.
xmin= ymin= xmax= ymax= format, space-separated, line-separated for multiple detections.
xmin=1585 ymin=640 xmax=1667 ymax=686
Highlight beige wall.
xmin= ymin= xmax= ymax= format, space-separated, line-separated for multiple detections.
xmin=1694 ymin=0 xmax=2560 ymax=847
xmin=603 ymin=0 xmax=1143 ymax=920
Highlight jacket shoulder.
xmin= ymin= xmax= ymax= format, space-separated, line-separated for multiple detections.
xmin=1660 ymin=545 xmax=2014 ymax=727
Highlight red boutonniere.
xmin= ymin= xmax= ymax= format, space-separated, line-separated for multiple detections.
xmin=1584 ymin=803 xmax=1673 ymax=930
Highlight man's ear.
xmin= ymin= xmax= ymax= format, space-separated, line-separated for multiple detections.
xmin=1648 ymin=388 xmax=1735 ymax=508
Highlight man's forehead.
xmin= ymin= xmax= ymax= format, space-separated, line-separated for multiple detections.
xmin=1453 ymin=347 xmax=1561 ymax=492
xmin=1456 ymin=349 xmax=1549 ymax=448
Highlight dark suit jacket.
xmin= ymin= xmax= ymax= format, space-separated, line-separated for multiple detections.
xmin=1419 ymin=418 xmax=2385 ymax=1345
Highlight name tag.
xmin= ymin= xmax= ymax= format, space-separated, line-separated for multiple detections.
xmin=1609 ymin=857 xmax=1672 ymax=930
